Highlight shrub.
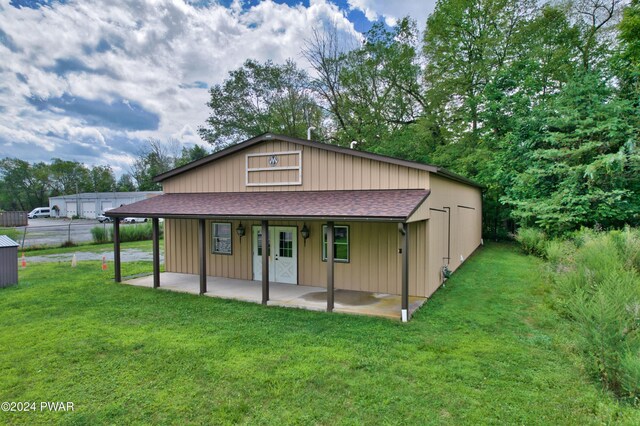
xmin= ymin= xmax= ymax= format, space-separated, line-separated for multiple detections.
xmin=568 ymin=270 xmax=640 ymax=396
xmin=571 ymin=227 xmax=598 ymax=248
xmin=544 ymin=240 xmax=574 ymax=267
xmin=610 ymin=227 xmax=640 ymax=273
xmin=120 ymin=222 xmax=154 ymax=242
xmin=552 ymin=230 xmax=640 ymax=400
xmin=515 ymin=227 xmax=547 ymax=257
xmin=91 ymin=226 xmax=111 ymax=244
xmin=90 ymin=222 xmax=163 ymax=244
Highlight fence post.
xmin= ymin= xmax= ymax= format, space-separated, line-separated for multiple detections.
xmin=21 ymin=227 xmax=27 ymax=250
xmin=68 ymin=222 xmax=72 ymax=244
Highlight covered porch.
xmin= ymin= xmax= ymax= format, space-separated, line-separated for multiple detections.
xmin=106 ymin=190 xmax=431 ymax=322
xmin=124 ymin=272 xmax=427 ymax=320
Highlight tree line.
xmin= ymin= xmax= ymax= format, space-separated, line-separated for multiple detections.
xmin=0 ymin=143 xmax=208 ymax=211
xmin=2 ymin=0 xmax=637 ymax=235
xmin=199 ymin=0 xmax=640 ymax=237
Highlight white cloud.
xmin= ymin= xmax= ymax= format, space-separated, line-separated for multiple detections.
xmin=347 ymin=0 xmax=436 ymax=28
xmin=0 ymin=0 xmax=359 ymax=174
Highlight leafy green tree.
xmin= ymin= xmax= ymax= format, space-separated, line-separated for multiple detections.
xmin=199 ymin=59 xmax=324 ymax=148
xmin=423 ymin=0 xmax=535 ymax=144
xmin=572 ymin=0 xmax=626 ymax=71
xmin=175 ymin=145 xmax=209 ymax=168
xmin=131 ymin=139 xmax=175 ymax=191
xmin=49 ymin=159 xmax=91 ymax=195
xmin=116 ymin=173 xmax=137 ymax=192
xmin=0 ymin=158 xmax=50 ymax=210
xmin=89 ymin=165 xmax=116 ymax=192
xmin=302 ymin=19 xmax=425 ymax=153
xmin=502 ymin=72 xmax=640 ymax=235
xmin=617 ymin=0 xmax=640 ymax=100
xmin=344 ymin=20 xmax=425 ymax=150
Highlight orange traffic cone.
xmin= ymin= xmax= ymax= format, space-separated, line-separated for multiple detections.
xmin=101 ymin=255 xmax=107 ymax=271
xmin=21 ymin=253 xmax=26 ymax=269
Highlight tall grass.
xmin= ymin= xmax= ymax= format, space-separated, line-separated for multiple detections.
xmin=0 ymin=227 xmax=21 ymax=242
xmin=90 ymin=222 xmax=163 ymax=244
xmin=515 ymin=227 xmax=547 ymax=257
xmin=522 ymin=227 xmax=640 ymax=400
xmin=90 ymin=226 xmax=111 ymax=244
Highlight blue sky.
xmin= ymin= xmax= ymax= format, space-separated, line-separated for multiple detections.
xmin=0 ymin=0 xmax=435 ymax=176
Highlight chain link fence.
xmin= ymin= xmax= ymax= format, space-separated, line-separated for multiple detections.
xmin=12 ymin=220 xmax=112 ymax=249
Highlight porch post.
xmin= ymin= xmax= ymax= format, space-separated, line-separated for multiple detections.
xmin=152 ymin=218 xmax=160 ymax=289
xmin=198 ymin=218 xmax=207 ymax=295
xmin=326 ymin=221 xmax=334 ymax=312
xmin=401 ymin=222 xmax=409 ymax=322
xmin=113 ymin=218 xmax=121 ymax=283
xmin=261 ymin=220 xmax=269 ymax=305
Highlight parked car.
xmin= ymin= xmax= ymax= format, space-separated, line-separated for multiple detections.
xmin=28 ymin=207 xmax=51 ymax=219
xmin=97 ymin=208 xmax=114 ymax=223
xmin=97 ymin=214 xmax=113 ymax=223
xmin=123 ymin=217 xmax=148 ymax=223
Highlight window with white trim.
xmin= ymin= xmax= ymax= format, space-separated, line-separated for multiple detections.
xmin=322 ymin=225 xmax=349 ymax=262
xmin=212 ymin=222 xmax=232 ymax=255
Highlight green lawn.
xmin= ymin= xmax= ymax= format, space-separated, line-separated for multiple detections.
xmin=0 ymin=244 xmax=637 ymax=424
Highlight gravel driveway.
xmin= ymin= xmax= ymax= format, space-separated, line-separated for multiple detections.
xmin=22 ymin=248 xmax=164 ymax=264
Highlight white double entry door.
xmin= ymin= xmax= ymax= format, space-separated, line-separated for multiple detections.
xmin=252 ymin=226 xmax=298 ymax=284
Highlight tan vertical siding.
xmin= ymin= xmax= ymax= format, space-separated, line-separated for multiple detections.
xmin=162 ymin=140 xmax=429 ymax=193
xmin=408 ymin=221 xmax=428 ymax=297
xmin=426 ymin=174 xmax=482 ymax=294
xmin=160 ymin=140 xmax=479 ymax=300
xmin=427 ymin=210 xmax=448 ymax=296
xmin=164 ymin=219 xmax=436 ymax=296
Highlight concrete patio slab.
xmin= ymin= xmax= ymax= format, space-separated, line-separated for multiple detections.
xmin=124 ymin=272 xmax=427 ymax=320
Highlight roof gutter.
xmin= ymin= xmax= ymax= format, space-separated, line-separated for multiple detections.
xmin=104 ymin=213 xmax=408 ymax=223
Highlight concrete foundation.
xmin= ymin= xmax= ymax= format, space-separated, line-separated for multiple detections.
xmin=124 ymin=272 xmax=427 ymax=320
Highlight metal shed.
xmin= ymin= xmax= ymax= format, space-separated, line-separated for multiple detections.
xmin=0 ymin=235 xmax=19 ymax=288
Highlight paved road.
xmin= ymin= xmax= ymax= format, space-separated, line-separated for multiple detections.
xmin=13 ymin=218 xmax=109 ymax=248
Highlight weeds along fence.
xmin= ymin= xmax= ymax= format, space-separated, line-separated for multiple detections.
xmin=91 ymin=222 xmax=162 ymax=243
xmin=4 ymin=221 xmax=162 ymax=250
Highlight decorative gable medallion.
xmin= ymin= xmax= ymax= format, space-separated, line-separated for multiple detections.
xmin=246 ymin=150 xmax=302 ymax=186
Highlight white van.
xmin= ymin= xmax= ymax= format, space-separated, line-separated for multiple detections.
xmin=28 ymin=207 xmax=51 ymax=219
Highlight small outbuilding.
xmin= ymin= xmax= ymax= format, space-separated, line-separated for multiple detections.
xmin=0 ymin=235 xmax=19 ymax=288
xmin=107 ymin=133 xmax=483 ymax=321
xmin=49 ymin=191 xmax=162 ymax=219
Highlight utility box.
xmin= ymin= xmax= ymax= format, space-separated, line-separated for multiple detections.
xmin=0 ymin=235 xmax=19 ymax=288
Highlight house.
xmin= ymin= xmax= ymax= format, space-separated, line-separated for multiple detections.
xmin=49 ymin=191 xmax=162 ymax=219
xmin=106 ymin=133 xmax=482 ymax=321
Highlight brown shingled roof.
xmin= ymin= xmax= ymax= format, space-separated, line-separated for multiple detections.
xmin=106 ymin=190 xmax=430 ymax=221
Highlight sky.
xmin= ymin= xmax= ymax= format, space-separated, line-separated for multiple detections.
xmin=0 ymin=0 xmax=436 ymax=176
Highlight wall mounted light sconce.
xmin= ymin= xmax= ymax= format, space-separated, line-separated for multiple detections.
xmin=236 ymin=222 xmax=245 ymax=238
xmin=301 ymin=224 xmax=310 ymax=246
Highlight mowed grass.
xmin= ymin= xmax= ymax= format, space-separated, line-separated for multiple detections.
xmin=0 ymin=244 xmax=638 ymax=425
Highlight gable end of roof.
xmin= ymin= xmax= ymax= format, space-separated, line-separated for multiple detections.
xmin=154 ymin=133 xmax=482 ymax=188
